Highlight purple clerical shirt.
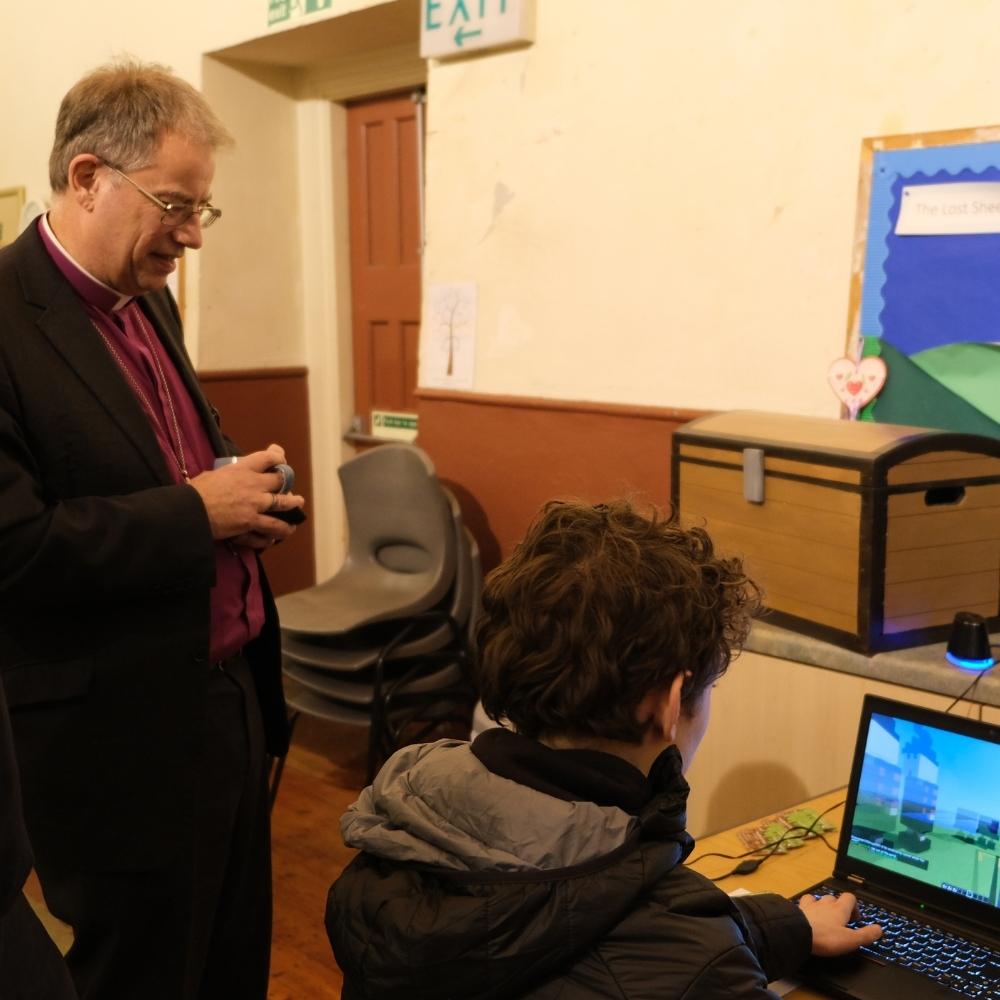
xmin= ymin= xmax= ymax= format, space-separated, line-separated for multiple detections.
xmin=38 ymin=216 xmax=264 ymax=661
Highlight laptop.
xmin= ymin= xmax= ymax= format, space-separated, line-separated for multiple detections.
xmin=798 ymin=694 xmax=1000 ymax=1000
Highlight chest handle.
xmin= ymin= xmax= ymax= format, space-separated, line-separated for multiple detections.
xmin=924 ymin=485 xmax=965 ymax=507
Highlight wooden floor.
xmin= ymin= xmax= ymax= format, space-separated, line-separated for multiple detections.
xmin=268 ymin=715 xmax=370 ymax=998
xmin=25 ymin=715 xmax=380 ymax=998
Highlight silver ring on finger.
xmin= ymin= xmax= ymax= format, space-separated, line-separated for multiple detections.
xmin=267 ymin=492 xmax=280 ymax=513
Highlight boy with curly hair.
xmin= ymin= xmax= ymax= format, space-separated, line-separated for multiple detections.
xmin=327 ymin=499 xmax=879 ymax=999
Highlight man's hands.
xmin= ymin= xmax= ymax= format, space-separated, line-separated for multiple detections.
xmin=800 ymin=892 xmax=882 ymax=957
xmin=187 ymin=444 xmax=306 ymax=548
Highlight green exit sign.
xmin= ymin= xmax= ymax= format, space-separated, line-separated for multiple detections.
xmin=268 ymin=0 xmax=290 ymax=25
xmin=268 ymin=0 xmax=332 ymax=27
xmin=371 ymin=410 xmax=418 ymax=442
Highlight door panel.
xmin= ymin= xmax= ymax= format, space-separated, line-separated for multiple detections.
xmin=347 ymin=92 xmax=422 ymax=429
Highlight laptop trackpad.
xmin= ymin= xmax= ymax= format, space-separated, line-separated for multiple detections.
xmin=807 ymin=954 xmax=955 ymax=999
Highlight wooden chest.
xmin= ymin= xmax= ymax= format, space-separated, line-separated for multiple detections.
xmin=671 ymin=411 xmax=1000 ymax=654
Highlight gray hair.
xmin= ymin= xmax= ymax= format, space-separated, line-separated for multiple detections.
xmin=49 ymin=59 xmax=233 ymax=192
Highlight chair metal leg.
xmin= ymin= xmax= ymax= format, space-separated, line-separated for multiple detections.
xmin=365 ymin=702 xmax=383 ymax=785
xmin=283 ymin=611 xmax=475 ymax=787
xmin=364 ymin=616 xmax=438 ymax=784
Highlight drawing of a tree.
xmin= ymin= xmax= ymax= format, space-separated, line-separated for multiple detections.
xmin=434 ymin=287 xmax=469 ymax=376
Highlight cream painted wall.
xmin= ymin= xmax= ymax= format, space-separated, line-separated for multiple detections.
xmin=0 ymin=0 xmax=391 ymax=363
xmin=422 ymin=0 xmax=1000 ymax=416
xmin=8 ymin=0 xmax=1000 ymax=412
xmin=296 ymin=99 xmax=357 ymax=582
xmin=7 ymin=0 xmax=1000 ymax=570
xmin=0 ymin=0 xmax=387 ymax=207
xmin=0 ymin=0 xmax=393 ymax=576
xmin=197 ymin=58 xmax=305 ymax=370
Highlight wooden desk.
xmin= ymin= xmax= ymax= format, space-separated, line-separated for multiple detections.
xmin=687 ymin=787 xmax=847 ymax=999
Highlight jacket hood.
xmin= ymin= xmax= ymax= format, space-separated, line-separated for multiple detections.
xmin=330 ymin=739 xmax=695 ymax=999
xmin=340 ymin=738 xmax=645 ymax=871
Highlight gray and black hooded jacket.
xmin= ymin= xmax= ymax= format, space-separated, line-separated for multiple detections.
xmin=327 ymin=730 xmax=811 ymax=999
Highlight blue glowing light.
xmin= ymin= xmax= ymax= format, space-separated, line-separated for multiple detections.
xmin=946 ymin=651 xmax=996 ymax=671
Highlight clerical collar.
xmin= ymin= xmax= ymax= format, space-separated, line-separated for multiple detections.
xmin=38 ymin=214 xmax=133 ymax=313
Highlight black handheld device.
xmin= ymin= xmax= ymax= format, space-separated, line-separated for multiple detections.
xmin=211 ymin=457 xmax=307 ymax=525
xmin=266 ymin=462 xmax=306 ymax=524
xmin=269 ymin=506 xmax=307 ymax=526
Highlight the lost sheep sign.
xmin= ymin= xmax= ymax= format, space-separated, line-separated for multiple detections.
xmin=420 ymin=0 xmax=535 ymax=59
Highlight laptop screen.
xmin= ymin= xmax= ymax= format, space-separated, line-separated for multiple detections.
xmin=845 ymin=704 xmax=1000 ymax=910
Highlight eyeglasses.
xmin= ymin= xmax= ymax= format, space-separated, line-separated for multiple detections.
xmin=103 ymin=162 xmax=222 ymax=229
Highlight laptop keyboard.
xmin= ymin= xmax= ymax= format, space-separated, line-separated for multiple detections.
xmin=817 ymin=887 xmax=1000 ymax=996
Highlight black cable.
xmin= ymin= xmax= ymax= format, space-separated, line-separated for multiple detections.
xmin=705 ymin=824 xmax=838 ymax=882
xmin=689 ymin=799 xmax=844 ymax=882
xmin=689 ymin=800 xmax=843 ymax=866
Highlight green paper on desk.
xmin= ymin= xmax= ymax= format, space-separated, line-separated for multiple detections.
xmin=737 ymin=808 xmax=836 ymax=854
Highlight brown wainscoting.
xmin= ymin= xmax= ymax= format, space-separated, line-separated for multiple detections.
xmin=198 ymin=367 xmax=316 ymax=596
xmin=416 ymin=389 xmax=708 ymax=573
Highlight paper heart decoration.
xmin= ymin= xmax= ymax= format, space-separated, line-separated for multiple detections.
xmin=827 ymin=356 xmax=887 ymax=415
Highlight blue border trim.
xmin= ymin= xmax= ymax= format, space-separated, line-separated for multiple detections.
xmin=860 ymin=141 xmax=1000 ymax=336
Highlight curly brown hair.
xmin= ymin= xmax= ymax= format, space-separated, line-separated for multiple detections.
xmin=475 ymin=499 xmax=761 ymax=743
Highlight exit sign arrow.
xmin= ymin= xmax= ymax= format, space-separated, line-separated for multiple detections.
xmin=454 ymin=24 xmax=482 ymax=46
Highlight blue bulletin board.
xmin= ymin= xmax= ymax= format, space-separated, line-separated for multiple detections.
xmin=849 ymin=129 xmax=1000 ymax=437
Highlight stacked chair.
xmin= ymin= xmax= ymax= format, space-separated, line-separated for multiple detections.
xmin=271 ymin=444 xmax=481 ymax=799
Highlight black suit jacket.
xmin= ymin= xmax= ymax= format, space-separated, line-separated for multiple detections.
xmin=0 ymin=674 xmax=32 ymax=917
xmin=0 ymin=223 xmax=288 ymax=874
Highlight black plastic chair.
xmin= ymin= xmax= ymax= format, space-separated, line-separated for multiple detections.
xmin=280 ymin=507 xmax=478 ymax=672
xmin=275 ymin=444 xmax=457 ymax=636
xmin=270 ymin=449 xmax=480 ymax=801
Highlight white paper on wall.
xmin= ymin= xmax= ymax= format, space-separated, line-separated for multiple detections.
xmin=423 ymin=282 xmax=477 ymax=389
xmin=896 ymin=182 xmax=1000 ymax=235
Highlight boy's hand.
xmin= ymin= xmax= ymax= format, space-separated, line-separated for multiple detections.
xmin=799 ymin=892 xmax=883 ymax=957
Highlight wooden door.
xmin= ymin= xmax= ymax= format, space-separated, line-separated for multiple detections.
xmin=347 ymin=92 xmax=422 ymax=432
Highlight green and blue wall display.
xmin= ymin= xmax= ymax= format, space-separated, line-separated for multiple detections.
xmin=849 ymin=129 xmax=1000 ymax=437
